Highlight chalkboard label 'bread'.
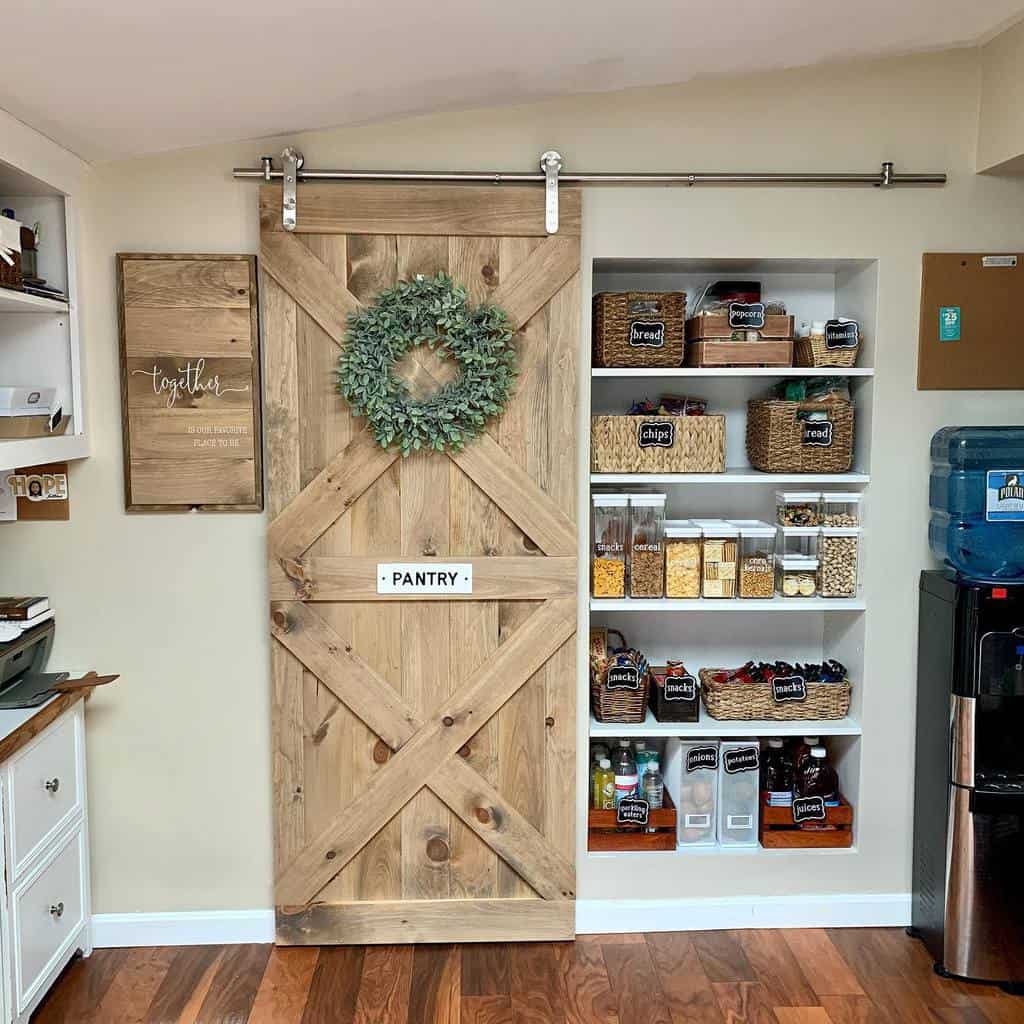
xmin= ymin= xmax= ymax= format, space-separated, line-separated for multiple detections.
xmin=628 ymin=320 xmax=666 ymax=348
xmin=616 ymin=797 xmax=650 ymax=827
xmin=637 ymin=421 xmax=675 ymax=449
xmin=825 ymin=319 xmax=859 ymax=349
xmin=791 ymin=795 xmax=828 ymax=824
xmin=606 ymin=665 xmax=641 ymax=690
xmin=686 ymin=745 xmax=719 ymax=773
xmin=723 ymin=746 xmax=760 ymax=774
xmin=802 ymin=418 xmax=834 ymax=448
xmin=664 ymin=674 xmax=698 ymax=702
xmin=771 ymin=674 xmax=808 ymax=703
xmin=728 ymin=302 xmax=766 ymax=330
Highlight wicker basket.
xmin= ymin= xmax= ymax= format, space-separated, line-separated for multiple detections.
xmin=746 ymin=399 xmax=853 ymax=474
xmin=794 ymin=334 xmax=861 ymax=369
xmin=591 ymin=662 xmax=651 ymax=724
xmin=699 ymin=668 xmax=852 ymax=721
xmin=591 ymin=415 xmax=725 ymax=473
xmin=593 ymin=292 xmax=686 ymax=368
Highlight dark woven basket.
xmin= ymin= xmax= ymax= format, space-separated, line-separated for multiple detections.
xmin=746 ymin=398 xmax=854 ymax=473
xmin=593 ymin=292 xmax=686 ymax=368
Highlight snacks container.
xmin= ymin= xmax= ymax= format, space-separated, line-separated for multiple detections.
xmin=820 ymin=527 xmax=861 ymax=598
xmin=629 ymin=494 xmax=667 ymax=598
xmin=717 ymin=741 xmax=760 ymax=847
xmin=776 ymin=491 xmax=821 ymax=527
xmin=664 ymin=520 xmax=702 ymax=598
xmin=778 ymin=526 xmax=819 ymax=559
xmin=592 ymin=495 xmax=628 ymax=598
xmin=694 ymin=520 xmax=738 ymax=599
xmin=649 ymin=662 xmax=700 ymax=723
xmin=821 ymin=491 xmax=862 ymax=527
xmin=777 ymin=555 xmax=820 ymax=598
xmin=730 ymin=520 xmax=777 ymax=599
xmin=664 ymin=739 xmax=719 ymax=847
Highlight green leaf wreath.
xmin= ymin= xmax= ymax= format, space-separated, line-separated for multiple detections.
xmin=337 ymin=272 xmax=517 ymax=456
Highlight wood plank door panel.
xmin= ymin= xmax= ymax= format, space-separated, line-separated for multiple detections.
xmin=260 ymin=184 xmax=580 ymax=944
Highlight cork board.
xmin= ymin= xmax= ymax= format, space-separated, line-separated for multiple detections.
xmin=116 ymin=254 xmax=263 ymax=511
xmin=918 ymin=252 xmax=1024 ymax=390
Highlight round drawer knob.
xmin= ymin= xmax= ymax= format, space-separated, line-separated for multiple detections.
xmin=49 ymin=902 xmax=64 ymax=919
xmin=44 ymin=778 xmax=60 ymax=794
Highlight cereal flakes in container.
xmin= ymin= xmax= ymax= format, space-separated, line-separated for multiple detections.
xmin=664 ymin=520 xmax=702 ymax=599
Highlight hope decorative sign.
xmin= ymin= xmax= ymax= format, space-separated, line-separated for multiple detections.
xmin=117 ymin=254 xmax=262 ymax=512
xmin=377 ymin=563 xmax=473 ymax=595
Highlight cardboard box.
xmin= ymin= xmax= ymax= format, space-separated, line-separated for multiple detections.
xmin=0 ymin=413 xmax=67 ymax=438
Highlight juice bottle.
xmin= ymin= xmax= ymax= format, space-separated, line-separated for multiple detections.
xmin=592 ymin=758 xmax=614 ymax=810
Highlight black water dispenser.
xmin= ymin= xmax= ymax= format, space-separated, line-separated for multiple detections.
xmin=912 ymin=571 xmax=1024 ymax=986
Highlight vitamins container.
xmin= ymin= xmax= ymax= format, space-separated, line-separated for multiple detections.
xmin=777 ymin=555 xmax=820 ymax=598
xmin=821 ymin=492 xmax=862 ymax=527
xmin=694 ymin=520 xmax=738 ymax=599
xmin=664 ymin=739 xmax=719 ymax=847
xmin=779 ymin=526 xmax=819 ymax=560
xmin=820 ymin=527 xmax=860 ymax=598
xmin=929 ymin=426 xmax=1024 ymax=581
xmin=629 ymin=494 xmax=667 ymax=598
xmin=730 ymin=521 xmax=777 ymax=599
xmin=592 ymin=495 xmax=628 ymax=598
xmin=664 ymin=520 xmax=702 ymax=598
xmin=717 ymin=741 xmax=760 ymax=847
xmin=776 ymin=491 xmax=821 ymax=527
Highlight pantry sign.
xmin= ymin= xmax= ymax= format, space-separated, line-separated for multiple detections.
xmin=377 ymin=563 xmax=474 ymax=595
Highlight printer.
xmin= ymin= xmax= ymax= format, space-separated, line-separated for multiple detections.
xmin=0 ymin=620 xmax=70 ymax=708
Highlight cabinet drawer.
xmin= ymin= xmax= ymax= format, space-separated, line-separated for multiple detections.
xmin=12 ymin=827 xmax=86 ymax=1013
xmin=8 ymin=710 xmax=83 ymax=878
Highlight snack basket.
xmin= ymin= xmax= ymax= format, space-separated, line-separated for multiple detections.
xmin=590 ymin=630 xmax=650 ymax=724
xmin=699 ymin=667 xmax=851 ymax=721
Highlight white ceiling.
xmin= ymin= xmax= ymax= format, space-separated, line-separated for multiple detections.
xmin=3 ymin=0 xmax=1024 ymax=164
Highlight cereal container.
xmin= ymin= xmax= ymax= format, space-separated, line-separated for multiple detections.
xmin=718 ymin=741 xmax=760 ymax=847
xmin=664 ymin=520 xmax=702 ymax=598
xmin=694 ymin=520 xmax=738 ymax=599
xmin=776 ymin=491 xmax=821 ymax=527
xmin=664 ymin=739 xmax=719 ymax=847
xmin=820 ymin=526 xmax=861 ymax=598
xmin=821 ymin=492 xmax=862 ymax=527
xmin=592 ymin=495 xmax=628 ymax=598
xmin=730 ymin=520 xmax=777 ymax=599
xmin=629 ymin=494 xmax=667 ymax=598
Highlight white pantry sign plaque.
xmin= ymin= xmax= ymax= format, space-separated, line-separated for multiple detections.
xmin=377 ymin=563 xmax=474 ymax=595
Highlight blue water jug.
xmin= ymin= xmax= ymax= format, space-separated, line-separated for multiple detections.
xmin=930 ymin=426 xmax=1024 ymax=581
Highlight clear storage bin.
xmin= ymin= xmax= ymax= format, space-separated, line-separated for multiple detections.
xmin=664 ymin=520 xmax=702 ymax=598
xmin=776 ymin=491 xmax=821 ymax=527
xmin=820 ymin=527 xmax=860 ymax=598
xmin=665 ymin=739 xmax=719 ymax=847
xmin=694 ymin=520 xmax=738 ymax=599
xmin=779 ymin=526 xmax=819 ymax=559
xmin=592 ymin=495 xmax=627 ymax=598
xmin=629 ymin=494 xmax=667 ymax=598
xmin=821 ymin=492 xmax=862 ymax=527
xmin=730 ymin=520 xmax=777 ymax=599
xmin=718 ymin=741 xmax=760 ymax=847
xmin=777 ymin=555 xmax=820 ymax=598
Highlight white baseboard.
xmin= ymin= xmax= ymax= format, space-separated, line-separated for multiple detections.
xmin=575 ymin=893 xmax=911 ymax=934
xmin=91 ymin=909 xmax=275 ymax=948
xmin=92 ymin=893 xmax=909 ymax=947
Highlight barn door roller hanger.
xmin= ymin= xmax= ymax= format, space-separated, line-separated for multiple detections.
xmin=239 ymin=148 xmax=946 ymax=234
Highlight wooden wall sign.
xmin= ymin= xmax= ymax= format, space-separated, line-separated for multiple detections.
xmin=116 ymin=253 xmax=263 ymax=511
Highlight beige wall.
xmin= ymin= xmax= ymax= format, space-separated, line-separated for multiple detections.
xmin=4 ymin=46 xmax=1024 ymax=914
xmin=978 ymin=16 xmax=1024 ymax=173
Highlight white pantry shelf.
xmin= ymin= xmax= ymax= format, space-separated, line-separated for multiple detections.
xmin=589 ymin=711 xmax=861 ymax=738
xmin=592 ymin=367 xmax=874 ymax=379
xmin=591 ymin=597 xmax=865 ymax=611
xmin=0 ymin=431 xmax=88 ymax=467
xmin=0 ymin=289 xmax=68 ymax=314
xmin=591 ymin=469 xmax=869 ymax=485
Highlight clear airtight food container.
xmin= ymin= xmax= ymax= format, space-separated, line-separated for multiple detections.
xmin=717 ymin=741 xmax=760 ymax=847
xmin=664 ymin=521 xmax=702 ymax=598
xmin=665 ymin=739 xmax=719 ymax=847
xmin=820 ymin=527 xmax=861 ymax=598
xmin=629 ymin=494 xmax=667 ymax=598
xmin=777 ymin=555 xmax=820 ymax=598
xmin=693 ymin=520 xmax=738 ymax=599
xmin=821 ymin=492 xmax=862 ymax=527
xmin=729 ymin=521 xmax=777 ymax=599
xmin=592 ymin=495 xmax=627 ymax=598
xmin=779 ymin=526 xmax=819 ymax=560
xmin=776 ymin=491 xmax=821 ymax=527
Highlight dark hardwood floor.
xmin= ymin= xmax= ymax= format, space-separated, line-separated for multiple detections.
xmin=29 ymin=928 xmax=1024 ymax=1023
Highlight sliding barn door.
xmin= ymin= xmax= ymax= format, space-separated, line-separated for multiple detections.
xmin=260 ymin=184 xmax=580 ymax=944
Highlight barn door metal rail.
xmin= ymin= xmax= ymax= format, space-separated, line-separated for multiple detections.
xmin=235 ymin=148 xmax=947 ymax=234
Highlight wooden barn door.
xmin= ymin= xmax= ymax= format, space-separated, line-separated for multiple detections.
xmin=259 ymin=184 xmax=580 ymax=944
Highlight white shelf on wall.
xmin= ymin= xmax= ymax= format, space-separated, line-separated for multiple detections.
xmin=589 ymin=711 xmax=861 ymax=738
xmin=591 ymin=597 xmax=865 ymax=612
xmin=592 ymin=367 xmax=874 ymax=379
xmin=591 ymin=469 xmax=869 ymax=485
xmin=0 ymin=432 xmax=88 ymax=468
xmin=0 ymin=290 xmax=69 ymax=315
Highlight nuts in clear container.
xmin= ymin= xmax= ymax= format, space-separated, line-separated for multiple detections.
xmin=820 ymin=527 xmax=860 ymax=598
xmin=821 ymin=492 xmax=862 ymax=527
xmin=776 ymin=491 xmax=821 ymax=527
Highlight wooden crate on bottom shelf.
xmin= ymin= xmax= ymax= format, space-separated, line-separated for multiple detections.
xmin=685 ymin=338 xmax=794 ymax=368
xmin=759 ymin=794 xmax=854 ymax=849
xmin=588 ymin=790 xmax=677 ymax=852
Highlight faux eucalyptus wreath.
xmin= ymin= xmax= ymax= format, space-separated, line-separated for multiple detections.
xmin=337 ymin=273 xmax=517 ymax=456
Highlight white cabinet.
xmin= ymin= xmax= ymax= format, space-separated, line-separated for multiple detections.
xmin=0 ymin=700 xmax=91 ymax=1023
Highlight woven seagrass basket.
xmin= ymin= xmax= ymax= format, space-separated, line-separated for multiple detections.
xmin=746 ymin=399 xmax=853 ymax=474
xmin=593 ymin=292 xmax=686 ymax=368
xmin=794 ymin=334 xmax=861 ymax=369
xmin=699 ymin=668 xmax=851 ymax=721
xmin=591 ymin=415 xmax=725 ymax=473
xmin=590 ymin=662 xmax=651 ymax=724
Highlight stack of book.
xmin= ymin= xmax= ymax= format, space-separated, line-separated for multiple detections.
xmin=0 ymin=597 xmax=53 ymax=643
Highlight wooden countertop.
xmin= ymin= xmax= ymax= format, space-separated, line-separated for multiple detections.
xmin=0 ymin=690 xmax=86 ymax=763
